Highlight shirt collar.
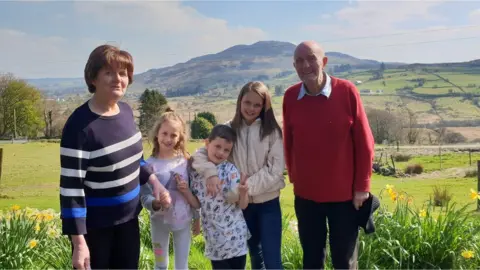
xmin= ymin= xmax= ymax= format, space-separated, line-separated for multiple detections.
xmin=297 ymin=72 xmax=332 ymax=100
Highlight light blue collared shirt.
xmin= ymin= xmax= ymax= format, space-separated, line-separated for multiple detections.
xmin=297 ymin=73 xmax=332 ymax=100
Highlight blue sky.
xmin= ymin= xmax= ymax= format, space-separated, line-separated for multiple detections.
xmin=1 ymin=0 xmax=479 ymax=79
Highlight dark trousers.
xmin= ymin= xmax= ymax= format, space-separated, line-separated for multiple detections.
xmin=211 ymin=255 xmax=247 ymax=269
xmin=71 ymin=217 xmax=140 ymax=269
xmin=294 ymin=196 xmax=359 ymax=270
xmin=242 ymin=197 xmax=283 ymax=270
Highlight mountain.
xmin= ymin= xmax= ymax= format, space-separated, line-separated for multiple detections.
xmin=132 ymin=40 xmax=395 ymax=97
xmin=25 ymin=40 xmax=405 ymax=97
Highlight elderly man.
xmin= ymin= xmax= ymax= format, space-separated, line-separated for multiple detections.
xmin=282 ymin=41 xmax=375 ymax=269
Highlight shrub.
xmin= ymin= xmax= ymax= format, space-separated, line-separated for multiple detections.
xmin=464 ymin=167 xmax=478 ymax=178
xmin=393 ymin=153 xmax=412 ymax=162
xmin=431 ymin=185 xmax=453 ymax=207
xmin=404 ymin=164 xmax=423 ymax=174
xmin=190 ymin=117 xmax=213 ymax=139
xmin=196 ymin=111 xmax=217 ymax=126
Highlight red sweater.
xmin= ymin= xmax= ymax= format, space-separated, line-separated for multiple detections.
xmin=282 ymin=76 xmax=374 ymax=203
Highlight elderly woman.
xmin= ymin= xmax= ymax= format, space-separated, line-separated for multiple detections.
xmin=59 ymin=44 xmax=167 ymax=269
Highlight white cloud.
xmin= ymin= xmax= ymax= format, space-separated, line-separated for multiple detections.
xmin=0 ymin=28 xmax=104 ymax=78
xmin=1 ymin=0 xmax=266 ymax=78
xmin=470 ymin=8 xmax=480 ymax=23
xmin=300 ymin=0 xmax=480 ymax=63
xmin=72 ymin=0 xmax=266 ymax=72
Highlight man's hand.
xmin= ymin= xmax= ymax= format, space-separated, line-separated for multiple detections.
xmin=353 ymin=191 xmax=369 ymax=210
xmin=238 ymin=173 xmax=248 ymax=196
xmin=192 ymin=219 xmax=201 ymax=236
xmin=206 ymin=176 xmax=221 ymax=197
xmin=71 ymin=237 xmax=90 ymax=270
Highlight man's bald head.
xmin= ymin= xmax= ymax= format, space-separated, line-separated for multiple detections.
xmin=294 ymin=41 xmax=325 ymax=59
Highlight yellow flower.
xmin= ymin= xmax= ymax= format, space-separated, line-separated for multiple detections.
xmin=419 ymin=209 xmax=427 ymax=217
xmin=386 ymin=184 xmax=394 ymax=192
xmin=35 ymin=223 xmax=40 ymax=232
xmin=469 ymin=189 xmax=480 ymax=200
xmin=399 ymin=194 xmax=406 ymax=201
xmin=46 ymin=227 xmax=59 ymax=238
xmin=390 ymin=191 xmax=398 ymax=201
xmin=461 ymin=250 xmax=474 ymax=259
xmin=11 ymin=205 xmax=20 ymax=211
xmin=28 ymin=239 xmax=38 ymax=249
xmin=43 ymin=214 xmax=54 ymax=222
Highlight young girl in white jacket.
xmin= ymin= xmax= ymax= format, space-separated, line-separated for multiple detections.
xmin=192 ymin=81 xmax=286 ymax=269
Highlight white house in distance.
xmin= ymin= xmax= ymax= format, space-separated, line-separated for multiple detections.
xmin=359 ymin=89 xmax=384 ymax=95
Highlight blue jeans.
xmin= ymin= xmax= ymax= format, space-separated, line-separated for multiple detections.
xmin=242 ymin=197 xmax=283 ymax=270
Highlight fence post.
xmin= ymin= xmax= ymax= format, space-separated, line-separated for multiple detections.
xmin=477 ymin=160 xmax=480 ymax=212
xmin=0 ymin=148 xmax=3 ymax=184
xmin=469 ymin=150 xmax=472 ymax=166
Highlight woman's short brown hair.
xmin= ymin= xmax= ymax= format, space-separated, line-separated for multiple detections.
xmin=84 ymin=44 xmax=134 ymax=93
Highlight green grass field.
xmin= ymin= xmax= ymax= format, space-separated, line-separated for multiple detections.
xmin=1 ymin=142 xmax=479 ymax=216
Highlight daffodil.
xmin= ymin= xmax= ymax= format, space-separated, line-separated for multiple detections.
xmin=461 ymin=250 xmax=474 ymax=259
xmin=28 ymin=239 xmax=38 ymax=249
xmin=11 ymin=205 xmax=20 ymax=211
xmin=419 ymin=209 xmax=427 ymax=217
xmin=34 ymin=223 xmax=40 ymax=233
xmin=47 ymin=227 xmax=59 ymax=238
xmin=469 ymin=189 xmax=480 ymax=200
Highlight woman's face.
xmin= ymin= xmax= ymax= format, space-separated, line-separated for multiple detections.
xmin=240 ymin=91 xmax=263 ymax=124
xmin=92 ymin=64 xmax=129 ymax=101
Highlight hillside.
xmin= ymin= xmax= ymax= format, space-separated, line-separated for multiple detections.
xmin=27 ymin=40 xmax=400 ymax=97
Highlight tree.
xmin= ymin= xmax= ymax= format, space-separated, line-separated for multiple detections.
xmin=402 ymin=108 xmax=420 ymax=144
xmin=42 ymin=96 xmax=63 ymax=138
xmin=0 ymin=73 xmax=44 ymax=138
xmin=366 ymin=107 xmax=402 ymax=144
xmin=138 ymin=88 xmax=168 ymax=135
xmin=275 ymin=85 xmax=284 ymax=96
xmin=380 ymin=62 xmax=386 ymax=71
xmin=190 ymin=117 xmax=213 ymax=139
xmin=197 ymin=111 xmax=217 ymax=126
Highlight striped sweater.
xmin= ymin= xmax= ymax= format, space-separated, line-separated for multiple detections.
xmin=59 ymin=101 xmax=154 ymax=235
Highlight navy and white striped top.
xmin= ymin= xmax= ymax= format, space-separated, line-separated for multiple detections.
xmin=59 ymin=101 xmax=154 ymax=235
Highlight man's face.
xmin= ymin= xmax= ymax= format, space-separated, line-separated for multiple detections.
xmin=293 ymin=45 xmax=327 ymax=84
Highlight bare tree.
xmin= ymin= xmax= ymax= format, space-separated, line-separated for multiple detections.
xmin=366 ymin=107 xmax=402 ymax=144
xmin=402 ymin=108 xmax=421 ymax=144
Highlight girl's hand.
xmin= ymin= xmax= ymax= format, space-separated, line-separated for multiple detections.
xmin=238 ymin=173 xmax=248 ymax=196
xmin=192 ymin=219 xmax=201 ymax=236
xmin=175 ymin=174 xmax=189 ymax=194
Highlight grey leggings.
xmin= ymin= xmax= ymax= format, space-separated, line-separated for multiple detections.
xmin=151 ymin=220 xmax=191 ymax=270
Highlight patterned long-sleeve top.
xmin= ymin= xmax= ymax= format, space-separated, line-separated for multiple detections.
xmin=59 ymin=101 xmax=154 ymax=235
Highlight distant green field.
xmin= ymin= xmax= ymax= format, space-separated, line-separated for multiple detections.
xmin=1 ymin=142 xmax=479 ymax=216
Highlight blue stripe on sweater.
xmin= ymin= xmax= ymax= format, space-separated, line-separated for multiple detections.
xmin=86 ymin=184 xmax=140 ymax=206
xmin=61 ymin=207 xmax=87 ymax=218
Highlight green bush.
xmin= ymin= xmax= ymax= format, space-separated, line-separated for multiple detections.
xmin=190 ymin=117 xmax=213 ymax=139
xmin=393 ymin=153 xmax=412 ymax=162
xmin=405 ymin=164 xmax=424 ymax=174
xmin=196 ymin=112 xmax=217 ymax=126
